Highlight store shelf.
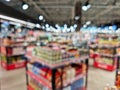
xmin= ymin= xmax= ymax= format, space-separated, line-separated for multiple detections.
xmin=27 ymin=70 xmax=52 ymax=89
xmin=27 ymin=85 xmax=34 ymax=90
xmin=92 ymin=52 xmax=115 ymax=57
xmin=94 ymin=62 xmax=116 ymax=71
xmin=1 ymin=61 xmax=27 ymax=70
xmin=63 ymin=73 xmax=86 ymax=87
xmin=89 ymin=44 xmax=120 ymax=48
xmin=0 ymin=46 xmax=26 ymax=56
xmin=26 ymin=52 xmax=89 ymax=69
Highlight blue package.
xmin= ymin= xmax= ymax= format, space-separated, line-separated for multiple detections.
xmin=71 ymin=78 xmax=84 ymax=90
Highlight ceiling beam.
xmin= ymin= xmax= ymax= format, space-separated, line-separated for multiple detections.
xmin=90 ymin=6 xmax=113 ymax=22
xmin=24 ymin=0 xmax=49 ymax=19
xmin=35 ymin=1 xmax=71 ymax=4
xmin=38 ymin=5 xmax=74 ymax=8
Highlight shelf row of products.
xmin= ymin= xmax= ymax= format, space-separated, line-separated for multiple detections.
xmin=26 ymin=40 xmax=89 ymax=90
xmin=32 ymin=45 xmax=88 ymax=65
xmin=27 ymin=61 xmax=87 ymax=89
xmin=89 ymin=33 xmax=120 ymax=71
xmin=0 ymin=37 xmax=27 ymax=70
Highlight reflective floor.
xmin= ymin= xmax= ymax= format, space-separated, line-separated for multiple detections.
xmin=0 ymin=62 xmax=115 ymax=90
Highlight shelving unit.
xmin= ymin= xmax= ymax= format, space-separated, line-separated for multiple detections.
xmin=0 ymin=45 xmax=27 ymax=70
xmin=26 ymin=46 xmax=89 ymax=90
xmin=115 ymin=55 xmax=120 ymax=89
xmin=89 ymin=33 xmax=120 ymax=71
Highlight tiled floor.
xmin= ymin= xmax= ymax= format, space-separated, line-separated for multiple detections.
xmin=0 ymin=64 xmax=116 ymax=90
xmin=88 ymin=66 xmax=115 ymax=90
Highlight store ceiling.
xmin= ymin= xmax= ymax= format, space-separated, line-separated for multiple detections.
xmin=1 ymin=0 xmax=120 ymax=26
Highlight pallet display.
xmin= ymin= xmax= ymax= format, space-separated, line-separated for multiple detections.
xmin=26 ymin=44 xmax=89 ymax=90
xmin=89 ymin=33 xmax=120 ymax=71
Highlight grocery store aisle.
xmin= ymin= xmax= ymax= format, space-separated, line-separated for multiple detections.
xmin=0 ymin=63 xmax=115 ymax=90
xmin=87 ymin=60 xmax=116 ymax=90
xmin=0 ymin=66 xmax=27 ymax=90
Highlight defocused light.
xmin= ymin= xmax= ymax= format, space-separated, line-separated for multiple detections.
xmin=87 ymin=4 xmax=91 ymax=9
xmin=83 ymin=25 xmax=87 ymax=28
xmin=109 ymin=26 xmax=112 ymax=30
xmin=70 ymin=26 xmax=74 ymax=31
xmin=39 ymin=15 xmax=44 ymax=20
xmin=82 ymin=0 xmax=91 ymax=11
xmin=42 ymin=26 xmax=45 ymax=29
xmin=86 ymin=21 xmax=91 ymax=25
xmin=36 ymin=24 xmax=41 ymax=28
xmin=46 ymin=27 xmax=50 ymax=31
xmin=5 ymin=0 xmax=11 ymax=2
xmin=74 ymin=24 xmax=77 ymax=28
xmin=55 ymin=24 xmax=59 ymax=28
xmin=43 ymin=19 xmax=46 ymax=22
xmin=45 ymin=24 xmax=49 ymax=28
xmin=64 ymin=24 xmax=67 ymax=28
xmin=75 ymin=16 xmax=80 ymax=20
xmin=82 ymin=6 xmax=88 ymax=11
xmin=22 ymin=3 xmax=29 ymax=10
xmin=67 ymin=28 xmax=70 ymax=32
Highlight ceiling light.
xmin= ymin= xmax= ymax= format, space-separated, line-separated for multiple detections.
xmin=109 ymin=26 xmax=113 ymax=30
xmin=64 ymin=24 xmax=67 ymax=28
xmin=86 ymin=21 xmax=91 ymax=25
xmin=87 ymin=4 xmax=91 ymax=9
xmin=82 ymin=0 xmax=91 ymax=11
xmin=67 ymin=28 xmax=70 ymax=32
xmin=75 ymin=16 xmax=80 ymax=20
xmin=42 ymin=26 xmax=45 ymax=29
xmin=36 ymin=24 xmax=41 ymax=28
xmin=39 ymin=15 xmax=44 ymax=20
xmin=70 ymin=26 xmax=74 ymax=31
xmin=83 ymin=25 xmax=87 ymax=28
xmin=5 ymin=0 xmax=11 ymax=2
xmin=22 ymin=3 xmax=29 ymax=10
xmin=74 ymin=24 xmax=77 ymax=28
xmin=82 ymin=6 xmax=88 ymax=11
xmin=45 ymin=24 xmax=49 ymax=28
xmin=55 ymin=24 xmax=59 ymax=28
xmin=46 ymin=27 xmax=50 ymax=31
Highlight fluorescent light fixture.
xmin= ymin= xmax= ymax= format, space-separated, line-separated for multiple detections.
xmin=75 ymin=16 xmax=80 ymax=20
xmin=36 ymin=24 xmax=41 ymax=28
xmin=22 ymin=3 xmax=29 ymax=10
xmin=5 ymin=0 xmax=11 ymax=2
xmin=39 ymin=15 xmax=44 ymax=20
xmin=86 ymin=21 xmax=91 ymax=25
xmin=0 ymin=15 xmax=35 ymax=27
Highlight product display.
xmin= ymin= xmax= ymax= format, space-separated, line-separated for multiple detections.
xmin=26 ymin=42 xmax=89 ymax=90
xmin=115 ymin=56 xmax=120 ymax=89
xmin=89 ymin=33 xmax=119 ymax=71
xmin=0 ymin=36 xmax=27 ymax=70
xmin=1 ymin=1 xmax=120 ymax=89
